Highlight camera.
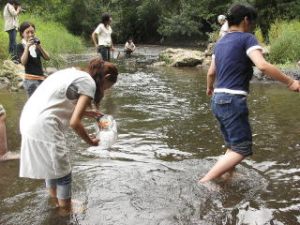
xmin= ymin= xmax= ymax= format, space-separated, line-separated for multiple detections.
xmin=33 ymin=37 xmax=40 ymax=45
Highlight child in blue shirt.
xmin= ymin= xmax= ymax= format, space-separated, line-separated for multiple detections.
xmin=200 ymin=3 xmax=300 ymax=183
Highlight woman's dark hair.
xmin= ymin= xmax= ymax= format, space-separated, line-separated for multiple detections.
xmin=101 ymin=13 xmax=111 ymax=26
xmin=226 ymin=3 xmax=257 ymax=27
xmin=88 ymin=57 xmax=118 ymax=106
xmin=19 ymin=21 xmax=35 ymax=37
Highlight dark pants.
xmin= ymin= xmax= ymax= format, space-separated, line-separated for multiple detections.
xmin=23 ymin=80 xmax=43 ymax=97
xmin=7 ymin=29 xmax=17 ymax=60
xmin=98 ymin=46 xmax=111 ymax=61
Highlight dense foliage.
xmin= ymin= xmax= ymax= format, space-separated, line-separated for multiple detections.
xmin=1 ymin=0 xmax=299 ymax=44
xmin=268 ymin=20 xmax=300 ymax=64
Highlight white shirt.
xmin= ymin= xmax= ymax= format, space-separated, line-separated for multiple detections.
xmin=94 ymin=23 xmax=112 ymax=47
xmin=124 ymin=42 xmax=135 ymax=51
xmin=219 ymin=21 xmax=229 ymax=38
xmin=3 ymin=3 xmax=19 ymax=31
xmin=19 ymin=68 xmax=96 ymax=179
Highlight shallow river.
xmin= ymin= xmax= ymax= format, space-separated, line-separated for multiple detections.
xmin=0 ymin=50 xmax=300 ymax=225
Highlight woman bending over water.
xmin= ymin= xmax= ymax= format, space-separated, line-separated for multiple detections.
xmin=19 ymin=58 xmax=118 ymax=211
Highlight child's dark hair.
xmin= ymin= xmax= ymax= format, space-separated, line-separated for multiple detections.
xmin=88 ymin=57 xmax=118 ymax=106
xmin=226 ymin=3 xmax=257 ymax=27
xmin=19 ymin=21 xmax=35 ymax=37
xmin=101 ymin=13 xmax=111 ymax=26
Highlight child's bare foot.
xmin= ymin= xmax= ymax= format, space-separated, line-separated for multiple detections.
xmin=0 ymin=151 xmax=20 ymax=161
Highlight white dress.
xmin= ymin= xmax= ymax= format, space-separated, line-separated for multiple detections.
xmin=19 ymin=68 xmax=96 ymax=179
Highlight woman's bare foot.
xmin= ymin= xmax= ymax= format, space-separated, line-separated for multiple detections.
xmin=0 ymin=151 xmax=20 ymax=161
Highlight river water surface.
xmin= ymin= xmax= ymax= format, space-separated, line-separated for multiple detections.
xmin=0 ymin=48 xmax=300 ymax=225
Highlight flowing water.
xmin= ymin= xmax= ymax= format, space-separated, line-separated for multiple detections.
xmin=0 ymin=48 xmax=300 ymax=225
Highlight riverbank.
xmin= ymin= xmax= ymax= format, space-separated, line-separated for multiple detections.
xmin=1 ymin=45 xmax=299 ymax=91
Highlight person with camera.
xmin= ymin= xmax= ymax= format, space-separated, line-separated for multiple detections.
xmin=3 ymin=0 xmax=22 ymax=60
xmin=17 ymin=21 xmax=50 ymax=97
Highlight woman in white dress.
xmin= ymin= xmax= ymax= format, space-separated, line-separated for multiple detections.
xmin=19 ymin=58 xmax=118 ymax=210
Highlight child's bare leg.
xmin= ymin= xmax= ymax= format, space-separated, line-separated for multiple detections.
xmin=48 ymin=187 xmax=59 ymax=207
xmin=199 ymin=149 xmax=244 ymax=183
xmin=0 ymin=113 xmax=19 ymax=161
xmin=0 ymin=113 xmax=8 ymax=156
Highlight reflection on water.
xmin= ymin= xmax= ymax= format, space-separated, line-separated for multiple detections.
xmin=0 ymin=56 xmax=300 ymax=225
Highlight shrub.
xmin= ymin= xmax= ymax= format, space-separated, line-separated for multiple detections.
xmin=268 ymin=20 xmax=300 ymax=64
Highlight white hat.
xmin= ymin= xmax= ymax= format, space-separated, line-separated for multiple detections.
xmin=217 ymin=15 xmax=226 ymax=23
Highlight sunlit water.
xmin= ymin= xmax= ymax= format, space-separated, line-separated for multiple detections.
xmin=0 ymin=49 xmax=300 ymax=225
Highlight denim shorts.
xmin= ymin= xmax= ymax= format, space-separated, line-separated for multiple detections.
xmin=23 ymin=80 xmax=43 ymax=97
xmin=211 ymin=93 xmax=252 ymax=156
xmin=45 ymin=173 xmax=72 ymax=200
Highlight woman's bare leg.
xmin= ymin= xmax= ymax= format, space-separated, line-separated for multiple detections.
xmin=48 ymin=187 xmax=59 ymax=207
xmin=0 ymin=114 xmax=8 ymax=157
xmin=199 ymin=149 xmax=244 ymax=183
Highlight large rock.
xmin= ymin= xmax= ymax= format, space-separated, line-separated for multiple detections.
xmin=0 ymin=60 xmax=25 ymax=90
xmin=159 ymin=48 xmax=204 ymax=67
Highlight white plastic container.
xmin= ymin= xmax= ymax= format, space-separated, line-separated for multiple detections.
xmin=95 ymin=115 xmax=117 ymax=148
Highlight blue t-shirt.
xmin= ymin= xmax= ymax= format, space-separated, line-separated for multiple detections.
xmin=214 ymin=32 xmax=261 ymax=93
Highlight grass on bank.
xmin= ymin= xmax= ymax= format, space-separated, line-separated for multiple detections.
xmin=0 ymin=14 xmax=85 ymax=68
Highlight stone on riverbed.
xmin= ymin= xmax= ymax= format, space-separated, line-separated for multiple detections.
xmin=159 ymin=48 xmax=205 ymax=67
xmin=0 ymin=60 xmax=24 ymax=90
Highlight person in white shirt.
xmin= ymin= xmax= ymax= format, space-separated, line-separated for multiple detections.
xmin=124 ymin=37 xmax=136 ymax=57
xmin=92 ymin=13 xmax=115 ymax=61
xmin=19 ymin=58 xmax=118 ymax=211
xmin=3 ymin=0 xmax=22 ymax=59
xmin=217 ymin=15 xmax=229 ymax=38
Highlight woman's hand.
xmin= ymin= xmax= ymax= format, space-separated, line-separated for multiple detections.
xmin=26 ymin=38 xmax=35 ymax=49
xmin=287 ymin=80 xmax=300 ymax=92
xmin=88 ymin=134 xmax=99 ymax=146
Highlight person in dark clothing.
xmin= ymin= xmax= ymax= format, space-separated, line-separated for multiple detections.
xmin=17 ymin=21 xmax=50 ymax=97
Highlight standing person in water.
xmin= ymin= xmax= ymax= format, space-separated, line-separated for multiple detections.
xmin=92 ymin=13 xmax=115 ymax=61
xmin=17 ymin=21 xmax=50 ymax=97
xmin=19 ymin=58 xmax=118 ymax=211
xmin=200 ymin=3 xmax=300 ymax=183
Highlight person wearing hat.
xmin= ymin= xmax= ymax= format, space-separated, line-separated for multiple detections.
xmin=217 ymin=15 xmax=229 ymax=38
xmin=3 ymin=0 xmax=22 ymax=60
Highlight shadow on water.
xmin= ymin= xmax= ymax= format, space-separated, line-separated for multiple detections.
xmin=1 ymin=46 xmax=300 ymax=224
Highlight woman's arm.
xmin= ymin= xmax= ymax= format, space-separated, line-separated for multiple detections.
xmin=70 ymin=95 xmax=99 ymax=146
xmin=36 ymin=44 xmax=50 ymax=61
xmin=92 ymin=32 xmax=98 ymax=47
xmin=36 ymin=44 xmax=50 ymax=60
xmin=249 ymin=50 xmax=300 ymax=91
xmin=206 ymin=57 xmax=216 ymax=96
